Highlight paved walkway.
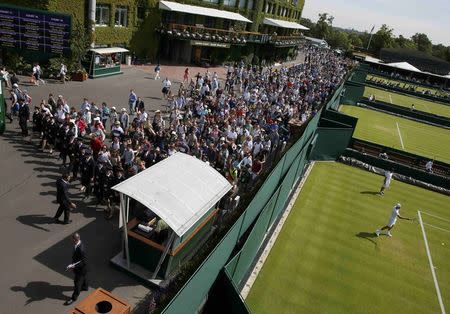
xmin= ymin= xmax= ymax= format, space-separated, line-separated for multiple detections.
xmin=2 ymin=55 xmax=306 ymax=313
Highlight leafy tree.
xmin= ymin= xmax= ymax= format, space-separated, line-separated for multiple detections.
xmin=314 ymin=13 xmax=334 ymax=40
xmin=348 ymin=32 xmax=363 ymax=48
xmin=370 ymin=24 xmax=394 ymax=53
xmin=411 ymin=33 xmax=432 ymax=53
xmin=70 ymin=21 xmax=91 ymax=72
xmin=327 ymin=30 xmax=350 ymax=50
xmin=394 ymin=35 xmax=417 ymax=49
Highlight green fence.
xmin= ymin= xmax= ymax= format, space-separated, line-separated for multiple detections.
xmin=161 ymin=77 xmax=353 ymax=313
xmin=341 ymin=80 xmax=365 ymax=105
xmin=161 ymin=113 xmax=322 ymax=314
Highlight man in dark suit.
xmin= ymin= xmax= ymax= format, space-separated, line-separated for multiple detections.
xmin=66 ymin=233 xmax=88 ymax=304
xmin=18 ymin=100 xmax=30 ymax=137
xmin=54 ymin=172 xmax=76 ymax=224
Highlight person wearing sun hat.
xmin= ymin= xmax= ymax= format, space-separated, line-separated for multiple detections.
xmin=119 ymin=108 xmax=129 ymax=130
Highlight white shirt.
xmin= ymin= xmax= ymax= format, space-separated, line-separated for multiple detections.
xmin=384 ymin=171 xmax=393 ymax=183
xmin=389 ymin=206 xmax=400 ymax=223
xmin=163 ymin=79 xmax=172 ymax=88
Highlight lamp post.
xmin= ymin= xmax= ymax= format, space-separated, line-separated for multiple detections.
xmin=366 ymin=25 xmax=375 ymax=50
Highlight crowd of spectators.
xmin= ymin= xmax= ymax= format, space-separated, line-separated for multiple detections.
xmin=5 ymin=45 xmax=353 ymax=218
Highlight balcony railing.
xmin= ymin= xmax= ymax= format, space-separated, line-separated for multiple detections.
xmin=158 ymin=23 xmax=304 ymax=46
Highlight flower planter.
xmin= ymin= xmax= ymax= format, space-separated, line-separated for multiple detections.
xmin=68 ymin=288 xmax=131 ymax=314
xmin=72 ymin=72 xmax=88 ymax=81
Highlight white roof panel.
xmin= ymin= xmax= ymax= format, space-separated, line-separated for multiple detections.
xmin=112 ymin=153 xmax=232 ymax=237
xmin=159 ymin=1 xmax=252 ymax=23
xmin=385 ymin=62 xmax=422 ymax=72
xmin=263 ymin=17 xmax=309 ymax=30
xmin=90 ymin=47 xmax=129 ymax=54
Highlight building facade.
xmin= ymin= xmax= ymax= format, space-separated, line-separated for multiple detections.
xmin=3 ymin=0 xmax=306 ymax=64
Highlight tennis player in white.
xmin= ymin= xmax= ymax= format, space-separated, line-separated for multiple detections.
xmin=379 ymin=169 xmax=393 ymax=195
xmin=375 ymin=203 xmax=413 ymax=237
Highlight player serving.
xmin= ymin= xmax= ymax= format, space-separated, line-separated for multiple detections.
xmin=375 ymin=203 xmax=414 ymax=237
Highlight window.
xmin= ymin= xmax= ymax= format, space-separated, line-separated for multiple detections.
xmin=204 ymin=16 xmax=215 ymax=28
xmin=115 ymin=6 xmax=128 ymax=27
xmin=223 ymin=0 xmax=237 ymax=6
xmin=95 ymin=4 xmax=110 ymax=26
xmin=239 ymin=0 xmax=246 ymax=8
xmin=137 ymin=5 xmax=146 ymax=20
xmin=203 ymin=0 xmax=219 ymax=4
xmin=247 ymin=0 xmax=254 ymax=10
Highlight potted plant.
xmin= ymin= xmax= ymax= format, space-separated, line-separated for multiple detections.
xmin=71 ymin=68 xmax=88 ymax=81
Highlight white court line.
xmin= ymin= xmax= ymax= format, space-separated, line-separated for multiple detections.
xmin=422 ymin=211 xmax=450 ymax=224
xmin=396 ymin=122 xmax=405 ymax=149
xmin=423 ymin=222 xmax=450 ymax=234
xmin=418 ymin=211 xmax=446 ymax=314
xmin=389 ymin=94 xmax=393 ymax=104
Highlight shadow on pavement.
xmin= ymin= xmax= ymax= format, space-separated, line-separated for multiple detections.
xmin=16 ymin=214 xmax=55 ymax=232
xmin=11 ymin=282 xmax=72 ymax=305
xmin=33 ymin=218 xmax=143 ymax=293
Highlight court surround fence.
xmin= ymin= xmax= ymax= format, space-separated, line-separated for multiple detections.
xmin=159 ymin=78 xmax=353 ymax=313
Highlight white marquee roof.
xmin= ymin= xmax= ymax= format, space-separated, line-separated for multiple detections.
xmin=386 ymin=62 xmax=422 ymax=73
xmin=159 ymin=1 xmax=252 ymax=23
xmin=90 ymin=47 xmax=129 ymax=54
xmin=263 ymin=17 xmax=309 ymax=30
xmin=112 ymin=153 xmax=232 ymax=237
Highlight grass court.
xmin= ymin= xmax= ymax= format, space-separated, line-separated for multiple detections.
xmin=339 ymin=104 xmax=450 ymax=164
xmin=363 ymin=86 xmax=450 ymax=118
xmin=246 ymin=162 xmax=450 ymax=314
xmin=366 ymin=74 xmax=450 ymax=98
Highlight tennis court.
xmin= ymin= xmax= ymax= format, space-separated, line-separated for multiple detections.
xmin=340 ymin=104 xmax=450 ymax=164
xmin=246 ymin=162 xmax=450 ymax=314
xmin=366 ymin=74 xmax=450 ymax=98
xmin=363 ymin=86 xmax=450 ymax=118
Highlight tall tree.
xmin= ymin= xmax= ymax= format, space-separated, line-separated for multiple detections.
xmin=314 ymin=13 xmax=334 ymax=40
xmin=411 ymin=33 xmax=432 ymax=53
xmin=370 ymin=24 xmax=394 ymax=53
xmin=327 ymin=30 xmax=350 ymax=50
xmin=395 ymin=35 xmax=417 ymax=49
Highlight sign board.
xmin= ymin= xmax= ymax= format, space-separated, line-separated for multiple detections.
xmin=190 ymin=40 xmax=230 ymax=48
xmin=0 ymin=4 xmax=71 ymax=54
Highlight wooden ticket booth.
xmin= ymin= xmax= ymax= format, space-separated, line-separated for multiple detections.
xmin=110 ymin=153 xmax=232 ymax=284
xmin=85 ymin=47 xmax=129 ymax=79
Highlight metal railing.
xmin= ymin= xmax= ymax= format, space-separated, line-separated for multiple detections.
xmin=159 ymin=23 xmax=304 ymax=46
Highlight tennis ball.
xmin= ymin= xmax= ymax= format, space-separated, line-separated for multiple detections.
xmin=442 ymin=243 xmax=445 ymax=246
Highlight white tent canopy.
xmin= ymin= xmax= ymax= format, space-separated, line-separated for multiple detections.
xmin=113 ymin=153 xmax=232 ymax=237
xmin=90 ymin=47 xmax=129 ymax=54
xmin=263 ymin=17 xmax=309 ymax=30
xmin=386 ymin=62 xmax=422 ymax=73
xmin=159 ymin=0 xmax=252 ymax=23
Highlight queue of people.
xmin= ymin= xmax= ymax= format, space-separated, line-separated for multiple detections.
xmin=5 ymin=45 xmax=353 ymax=221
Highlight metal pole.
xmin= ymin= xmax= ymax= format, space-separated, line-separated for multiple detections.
xmin=120 ymin=194 xmax=131 ymax=269
xmin=366 ymin=25 xmax=375 ymax=50
xmin=88 ymin=0 xmax=96 ymax=48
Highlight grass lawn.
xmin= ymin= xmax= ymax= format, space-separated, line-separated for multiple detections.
xmin=246 ymin=162 xmax=450 ymax=314
xmin=363 ymin=86 xmax=450 ymax=118
xmin=339 ymin=104 xmax=450 ymax=164
xmin=366 ymin=74 xmax=450 ymax=98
